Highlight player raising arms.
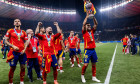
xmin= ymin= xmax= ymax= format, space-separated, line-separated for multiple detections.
xmin=5 ymin=19 xmax=30 ymax=84
xmin=81 ymin=12 xmax=100 ymax=83
xmin=75 ymin=34 xmax=83 ymax=64
xmin=35 ymin=22 xmax=61 ymax=84
xmin=67 ymin=31 xmax=81 ymax=68
xmin=54 ymin=29 xmax=65 ymax=73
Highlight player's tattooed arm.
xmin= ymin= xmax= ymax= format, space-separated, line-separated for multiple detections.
xmin=60 ymin=40 xmax=65 ymax=50
xmin=54 ymin=22 xmax=61 ymax=33
xmin=93 ymin=16 xmax=98 ymax=31
xmin=21 ymin=34 xmax=31 ymax=54
xmin=82 ymin=12 xmax=89 ymax=31
xmin=35 ymin=22 xmax=42 ymax=34
xmin=5 ymin=37 xmax=19 ymax=51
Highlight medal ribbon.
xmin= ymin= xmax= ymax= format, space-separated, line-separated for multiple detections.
xmin=88 ymin=32 xmax=93 ymax=41
xmin=14 ymin=28 xmax=22 ymax=41
xmin=46 ymin=35 xmax=51 ymax=46
xmin=30 ymin=38 xmax=36 ymax=48
xmin=70 ymin=36 xmax=74 ymax=43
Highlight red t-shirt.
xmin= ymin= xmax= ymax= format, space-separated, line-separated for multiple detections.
xmin=26 ymin=37 xmax=39 ymax=58
xmin=64 ymin=40 xmax=68 ymax=46
xmin=82 ymin=29 xmax=96 ymax=49
xmin=55 ymin=35 xmax=63 ymax=51
xmin=121 ymin=37 xmax=128 ymax=45
xmin=77 ymin=38 xmax=80 ymax=49
xmin=68 ymin=36 xmax=78 ymax=48
xmin=35 ymin=33 xmax=61 ymax=55
xmin=5 ymin=29 xmax=28 ymax=52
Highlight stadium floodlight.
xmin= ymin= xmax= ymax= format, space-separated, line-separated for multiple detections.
xmin=100 ymin=0 xmax=133 ymax=12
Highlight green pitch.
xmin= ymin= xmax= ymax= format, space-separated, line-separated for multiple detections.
xmin=0 ymin=43 xmax=140 ymax=84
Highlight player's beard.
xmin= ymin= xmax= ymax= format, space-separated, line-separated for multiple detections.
xmin=87 ymin=28 xmax=91 ymax=32
xmin=49 ymin=31 xmax=52 ymax=35
xmin=15 ymin=25 xmax=20 ymax=28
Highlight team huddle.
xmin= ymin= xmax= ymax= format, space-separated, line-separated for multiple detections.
xmin=2 ymin=12 xmax=101 ymax=84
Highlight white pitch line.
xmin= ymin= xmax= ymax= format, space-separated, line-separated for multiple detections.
xmin=104 ymin=44 xmax=118 ymax=84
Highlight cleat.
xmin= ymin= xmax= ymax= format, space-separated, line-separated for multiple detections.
xmin=78 ymin=64 xmax=81 ymax=68
xmin=9 ymin=83 xmax=13 ymax=84
xmin=70 ymin=62 xmax=72 ymax=64
xmin=92 ymin=77 xmax=101 ymax=82
xmin=60 ymin=70 xmax=64 ymax=73
xmin=71 ymin=64 xmax=74 ymax=67
xmin=81 ymin=75 xmax=86 ymax=83
xmin=20 ymin=82 xmax=24 ymax=84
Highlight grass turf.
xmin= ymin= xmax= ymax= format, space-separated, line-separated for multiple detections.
xmin=0 ymin=43 xmax=139 ymax=84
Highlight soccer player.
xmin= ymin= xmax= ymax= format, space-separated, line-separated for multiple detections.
xmin=81 ymin=12 xmax=100 ymax=83
xmin=35 ymin=22 xmax=61 ymax=84
xmin=75 ymin=34 xmax=83 ymax=64
xmin=25 ymin=29 xmax=42 ymax=82
xmin=5 ymin=19 xmax=29 ymax=84
xmin=121 ymin=35 xmax=128 ymax=54
xmin=38 ymin=24 xmax=45 ymax=75
xmin=54 ymin=29 xmax=65 ymax=73
xmin=0 ymin=37 xmax=4 ymax=55
xmin=67 ymin=31 xmax=81 ymax=68
xmin=3 ymin=35 xmax=10 ymax=59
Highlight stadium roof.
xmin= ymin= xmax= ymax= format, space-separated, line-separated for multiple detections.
xmin=100 ymin=0 xmax=140 ymax=18
xmin=0 ymin=0 xmax=79 ymax=22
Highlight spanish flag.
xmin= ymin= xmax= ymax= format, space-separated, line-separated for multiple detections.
xmin=84 ymin=0 xmax=96 ymax=15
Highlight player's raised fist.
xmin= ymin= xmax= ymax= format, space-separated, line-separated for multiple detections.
xmin=38 ymin=22 xmax=42 ymax=26
xmin=54 ymin=22 xmax=58 ymax=26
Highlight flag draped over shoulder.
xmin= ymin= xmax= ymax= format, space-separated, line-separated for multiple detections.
xmin=84 ymin=0 xmax=96 ymax=15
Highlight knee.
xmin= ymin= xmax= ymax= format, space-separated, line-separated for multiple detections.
xmin=84 ymin=63 xmax=88 ymax=66
xmin=20 ymin=65 xmax=25 ymax=69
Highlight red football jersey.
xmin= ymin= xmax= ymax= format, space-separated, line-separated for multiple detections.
xmin=55 ymin=35 xmax=63 ymax=51
xmin=68 ymin=36 xmax=78 ymax=48
xmin=64 ymin=40 xmax=68 ymax=46
xmin=35 ymin=33 xmax=61 ymax=55
xmin=26 ymin=37 xmax=39 ymax=58
xmin=5 ymin=29 xmax=28 ymax=52
xmin=122 ymin=37 xmax=128 ymax=45
xmin=82 ymin=29 xmax=96 ymax=49
xmin=77 ymin=38 xmax=80 ymax=49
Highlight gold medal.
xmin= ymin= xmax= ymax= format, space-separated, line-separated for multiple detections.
xmin=18 ymin=35 xmax=20 ymax=41
xmin=48 ymin=41 xmax=50 ymax=47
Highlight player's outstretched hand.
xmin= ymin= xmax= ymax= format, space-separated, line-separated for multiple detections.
xmin=38 ymin=22 xmax=42 ymax=26
xmin=54 ymin=22 xmax=58 ymax=26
